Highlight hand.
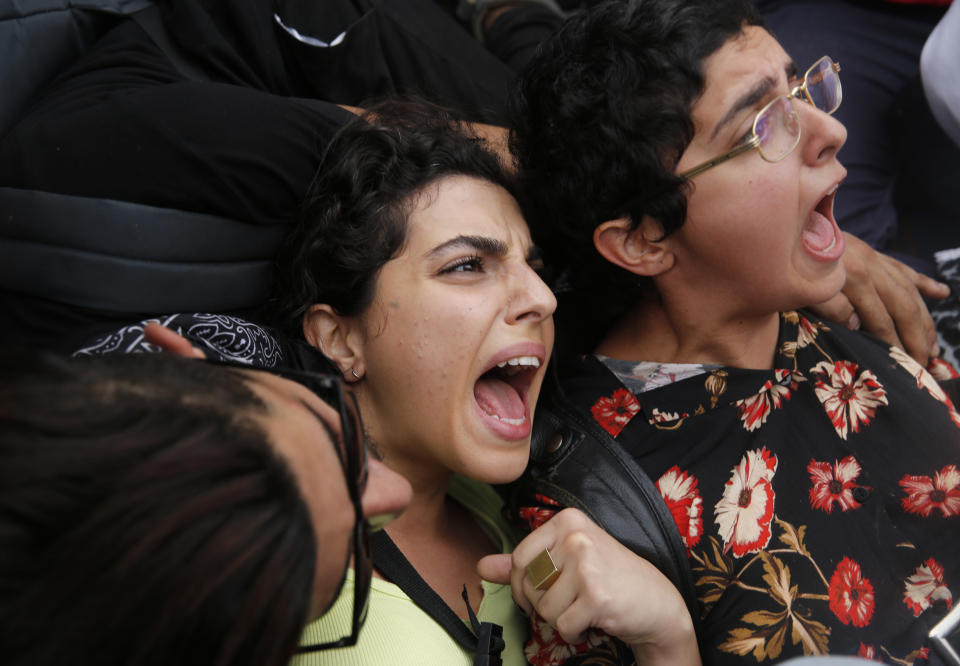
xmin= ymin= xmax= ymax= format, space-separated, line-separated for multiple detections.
xmin=810 ymin=233 xmax=949 ymax=365
xmin=477 ymin=508 xmax=701 ymax=665
xmin=143 ymin=322 xmax=206 ymax=359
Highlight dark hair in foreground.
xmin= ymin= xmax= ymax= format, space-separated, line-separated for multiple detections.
xmin=0 ymin=351 xmax=315 ymax=666
xmin=511 ymin=0 xmax=762 ymax=315
xmin=270 ymin=98 xmax=515 ymax=335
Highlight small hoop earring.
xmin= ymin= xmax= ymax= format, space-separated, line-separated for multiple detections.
xmin=349 ymin=368 xmax=362 ymax=380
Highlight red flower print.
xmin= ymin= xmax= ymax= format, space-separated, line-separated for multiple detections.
xmin=829 ymin=557 xmax=875 ymax=627
xmin=891 ymin=347 xmax=960 ymax=428
xmin=904 ymin=558 xmax=953 ymax=617
xmin=714 ymin=448 xmax=777 ymax=557
xmin=857 ymin=643 xmax=881 ymax=661
xmin=519 ymin=506 xmax=557 ymax=531
xmin=928 ymin=357 xmax=960 ymax=381
xmin=811 ymin=360 xmax=888 ymax=439
xmin=518 ymin=493 xmax=562 ymax=530
xmin=734 ymin=373 xmax=792 ymax=432
xmin=797 ymin=315 xmax=824 ymax=348
xmin=900 ymin=465 xmax=960 ymax=517
xmin=808 ymin=456 xmax=868 ymax=513
xmin=590 ymin=388 xmax=641 ymax=437
xmin=524 ymin=612 xmax=606 ymax=666
xmin=656 ymin=466 xmax=703 ymax=552
xmin=533 ymin=493 xmax=561 ymax=507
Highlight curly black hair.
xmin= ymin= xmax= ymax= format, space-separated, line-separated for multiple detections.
xmin=269 ymin=98 xmax=514 ymax=336
xmin=511 ymin=0 xmax=763 ymax=311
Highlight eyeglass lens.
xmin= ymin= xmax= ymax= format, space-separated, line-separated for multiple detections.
xmin=756 ymin=97 xmax=801 ymax=161
xmin=804 ymin=57 xmax=842 ymax=114
xmin=756 ymin=57 xmax=840 ymax=162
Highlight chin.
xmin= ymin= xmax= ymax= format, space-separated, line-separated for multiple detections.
xmin=811 ymin=264 xmax=847 ymax=306
xmin=462 ymin=443 xmax=531 ymax=485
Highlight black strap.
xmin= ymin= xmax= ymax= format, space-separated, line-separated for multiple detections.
xmin=371 ymin=530 xmax=505 ymax=665
xmin=131 ymin=4 xmax=212 ymax=82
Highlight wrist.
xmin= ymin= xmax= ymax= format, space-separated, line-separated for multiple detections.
xmin=628 ymin=608 xmax=700 ymax=666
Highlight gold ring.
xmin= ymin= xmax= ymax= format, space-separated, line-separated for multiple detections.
xmin=526 ymin=548 xmax=560 ymax=591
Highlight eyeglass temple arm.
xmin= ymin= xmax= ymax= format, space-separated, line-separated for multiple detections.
xmin=679 ymin=135 xmax=761 ymax=180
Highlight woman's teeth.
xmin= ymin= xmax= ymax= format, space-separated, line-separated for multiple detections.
xmin=496 ymin=356 xmax=541 ymax=375
xmin=487 ymin=413 xmax=527 ymax=426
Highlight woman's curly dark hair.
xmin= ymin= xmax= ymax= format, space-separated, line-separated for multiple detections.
xmin=269 ymin=99 xmax=514 ymax=337
xmin=510 ymin=0 xmax=763 ymax=307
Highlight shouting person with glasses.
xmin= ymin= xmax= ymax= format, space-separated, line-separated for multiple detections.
xmin=510 ymin=0 xmax=960 ymax=663
xmin=0 ymin=349 xmax=412 ymax=666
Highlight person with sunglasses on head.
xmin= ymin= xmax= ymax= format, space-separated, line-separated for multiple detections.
xmin=0 ymin=348 xmax=412 ymax=666
xmin=509 ymin=0 xmax=960 ymax=663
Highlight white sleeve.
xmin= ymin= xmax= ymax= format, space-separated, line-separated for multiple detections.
xmin=921 ymin=1 xmax=960 ymax=147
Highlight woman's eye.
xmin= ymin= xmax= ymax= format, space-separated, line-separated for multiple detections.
xmin=440 ymin=256 xmax=484 ymax=274
xmin=754 ymin=113 xmax=772 ymax=143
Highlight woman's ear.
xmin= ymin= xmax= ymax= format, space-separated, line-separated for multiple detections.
xmin=593 ymin=216 xmax=674 ymax=277
xmin=303 ymin=305 xmax=365 ymax=382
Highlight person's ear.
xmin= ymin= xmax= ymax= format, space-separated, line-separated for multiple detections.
xmin=303 ymin=305 xmax=365 ymax=382
xmin=593 ymin=216 xmax=674 ymax=277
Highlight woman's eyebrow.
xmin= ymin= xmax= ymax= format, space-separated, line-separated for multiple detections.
xmin=426 ymin=234 xmax=509 ymax=258
xmin=711 ymin=77 xmax=775 ymax=142
xmin=709 ymin=60 xmax=797 ymax=142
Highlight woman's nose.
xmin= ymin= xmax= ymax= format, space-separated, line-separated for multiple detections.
xmin=507 ymin=264 xmax=558 ymax=325
xmin=800 ymin=101 xmax=847 ymax=165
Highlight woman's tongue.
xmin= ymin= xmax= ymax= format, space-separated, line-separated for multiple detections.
xmin=802 ymin=205 xmax=844 ymax=260
xmin=474 ymin=375 xmax=525 ymax=422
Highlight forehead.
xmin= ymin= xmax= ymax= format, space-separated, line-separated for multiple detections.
xmin=243 ymin=371 xmax=345 ymax=463
xmin=403 ymin=175 xmax=532 ymax=251
xmin=693 ymin=26 xmax=793 ymax=133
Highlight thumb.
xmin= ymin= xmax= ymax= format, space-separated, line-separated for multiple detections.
xmin=477 ymin=553 xmax=512 ymax=585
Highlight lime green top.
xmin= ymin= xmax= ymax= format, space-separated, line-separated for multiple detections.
xmin=292 ymin=476 xmax=528 ymax=665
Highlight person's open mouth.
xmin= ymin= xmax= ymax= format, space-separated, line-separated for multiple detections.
xmin=473 ymin=344 xmax=545 ymax=440
xmin=802 ymin=180 xmax=846 ymax=262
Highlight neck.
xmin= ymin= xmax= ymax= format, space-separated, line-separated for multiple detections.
xmin=371 ymin=442 xmax=453 ymax=540
xmin=596 ymin=291 xmax=780 ymax=369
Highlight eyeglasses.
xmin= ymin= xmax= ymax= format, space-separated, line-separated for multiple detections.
xmin=680 ymin=56 xmax=842 ymax=180
xmin=202 ymin=359 xmax=371 ymax=651
xmin=270 ymin=368 xmax=370 ymax=653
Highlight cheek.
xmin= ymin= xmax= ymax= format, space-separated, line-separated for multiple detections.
xmin=308 ymin=504 xmax=354 ymax=619
xmin=688 ymin=173 xmax=795 ymax=250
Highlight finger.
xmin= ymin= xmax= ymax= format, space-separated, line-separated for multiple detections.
xmin=553 ymin=599 xmax=596 ymax=646
xmin=841 ymin=277 xmax=902 ymax=352
xmin=873 ymin=258 xmax=936 ymax=364
xmin=807 ymin=293 xmax=857 ymax=329
xmin=477 ymin=553 xmax=512 ymax=586
xmin=521 ymin=554 xmax=580 ymax=636
xmin=507 ymin=534 xmax=560 ymax=615
xmin=906 ymin=268 xmax=950 ymax=301
xmin=143 ymin=322 xmax=206 ymax=358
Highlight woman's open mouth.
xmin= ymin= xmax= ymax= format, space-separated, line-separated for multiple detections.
xmin=802 ymin=182 xmax=845 ymax=261
xmin=473 ymin=351 xmax=543 ymax=439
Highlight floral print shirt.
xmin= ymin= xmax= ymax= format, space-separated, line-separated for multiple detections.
xmin=519 ymin=311 xmax=960 ymax=666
